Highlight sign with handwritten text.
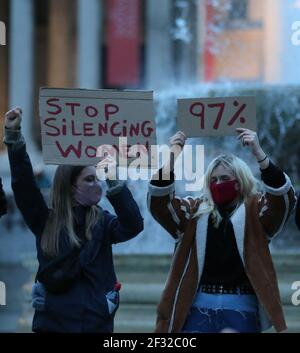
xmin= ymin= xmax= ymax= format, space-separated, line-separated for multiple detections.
xmin=39 ymin=88 xmax=157 ymax=166
xmin=177 ymin=96 xmax=256 ymax=137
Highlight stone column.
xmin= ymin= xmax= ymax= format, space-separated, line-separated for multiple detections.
xmin=9 ymin=0 xmax=35 ymax=150
xmin=171 ymin=0 xmax=198 ymax=85
xmin=47 ymin=0 xmax=76 ymax=87
xmin=77 ymin=0 xmax=102 ymax=89
xmin=145 ymin=0 xmax=174 ymax=89
xmin=264 ymin=0 xmax=300 ymax=84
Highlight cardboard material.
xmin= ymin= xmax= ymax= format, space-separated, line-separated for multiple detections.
xmin=177 ymin=96 xmax=256 ymax=137
xmin=39 ymin=88 xmax=157 ymax=167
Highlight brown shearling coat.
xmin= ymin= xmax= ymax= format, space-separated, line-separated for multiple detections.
xmin=148 ymin=173 xmax=296 ymax=333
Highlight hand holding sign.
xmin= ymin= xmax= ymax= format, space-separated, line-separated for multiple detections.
xmin=160 ymin=131 xmax=187 ymax=176
xmin=169 ymin=131 xmax=187 ymax=149
xmin=96 ymin=155 xmax=118 ymax=181
xmin=236 ymin=128 xmax=260 ymax=149
xmin=5 ymin=107 xmax=22 ymax=130
xmin=236 ymin=128 xmax=269 ymax=168
xmin=177 ymin=96 xmax=256 ymax=137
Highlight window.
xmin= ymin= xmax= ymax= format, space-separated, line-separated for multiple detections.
xmin=228 ymin=0 xmax=248 ymax=21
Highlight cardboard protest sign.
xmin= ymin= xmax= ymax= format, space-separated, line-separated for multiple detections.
xmin=177 ymin=96 xmax=256 ymax=137
xmin=39 ymin=88 xmax=157 ymax=167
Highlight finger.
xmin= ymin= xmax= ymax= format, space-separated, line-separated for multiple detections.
xmin=6 ymin=107 xmax=22 ymax=119
xmin=173 ymin=136 xmax=185 ymax=142
xmin=237 ymin=130 xmax=255 ymax=140
xmin=97 ymin=163 xmax=109 ymax=169
xmin=97 ymin=160 xmax=112 ymax=167
xmin=96 ymin=162 xmax=106 ymax=168
xmin=242 ymin=138 xmax=253 ymax=146
xmin=172 ymin=139 xmax=185 ymax=146
xmin=14 ymin=107 xmax=22 ymax=115
xmin=171 ymin=135 xmax=183 ymax=143
xmin=237 ymin=131 xmax=249 ymax=140
xmin=237 ymin=133 xmax=253 ymax=141
xmin=98 ymin=156 xmax=110 ymax=163
xmin=236 ymin=128 xmax=249 ymax=132
xmin=98 ymin=153 xmax=114 ymax=161
xmin=171 ymin=136 xmax=184 ymax=143
xmin=5 ymin=110 xmax=17 ymax=119
xmin=105 ymin=161 xmax=117 ymax=169
xmin=242 ymin=135 xmax=254 ymax=141
xmin=106 ymin=155 xmax=117 ymax=163
xmin=7 ymin=114 xmax=20 ymax=121
xmin=96 ymin=158 xmax=110 ymax=165
xmin=244 ymin=129 xmax=255 ymax=134
xmin=177 ymin=131 xmax=187 ymax=139
xmin=97 ymin=158 xmax=117 ymax=169
xmin=173 ymin=131 xmax=186 ymax=140
xmin=243 ymin=138 xmax=253 ymax=143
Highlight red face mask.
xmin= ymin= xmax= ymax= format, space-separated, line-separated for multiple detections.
xmin=210 ymin=180 xmax=239 ymax=206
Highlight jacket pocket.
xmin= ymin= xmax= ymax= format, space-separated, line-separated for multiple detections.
xmin=31 ymin=282 xmax=46 ymax=311
xmin=105 ymin=290 xmax=120 ymax=316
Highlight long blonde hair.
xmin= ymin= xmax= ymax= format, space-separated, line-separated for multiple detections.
xmin=193 ymin=154 xmax=259 ymax=226
xmin=41 ymin=165 xmax=101 ymax=257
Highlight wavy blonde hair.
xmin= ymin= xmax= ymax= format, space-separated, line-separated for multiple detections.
xmin=41 ymin=166 xmax=101 ymax=257
xmin=193 ymin=154 xmax=260 ymax=226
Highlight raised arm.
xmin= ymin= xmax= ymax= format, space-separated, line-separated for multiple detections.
xmin=105 ymin=183 xmax=144 ymax=244
xmin=96 ymin=156 xmax=144 ymax=244
xmin=258 ymin=161 xmax=295 ymax=239
xmin=3 ymin=108 xmax=49 ymax=237
xmin=147 ymin=131 xmax=198 ymax=242
xmin=236 ymin=128 xmax=296 ymax=239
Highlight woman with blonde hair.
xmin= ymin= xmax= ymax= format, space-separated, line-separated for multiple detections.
xmin=148 ymin=129 xmax=295 ymax=333
xmin=4 ymin=107 xmax=144 ymax=333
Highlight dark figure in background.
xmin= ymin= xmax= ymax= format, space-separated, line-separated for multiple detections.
xmin=296 ymin=193 xmax=300 ymax=231
xmin=0 ymin=177 xmax=7 ymax=217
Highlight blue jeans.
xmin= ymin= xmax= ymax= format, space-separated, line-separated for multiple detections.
xmin=182 ymin=292 xmax=261 ymax=333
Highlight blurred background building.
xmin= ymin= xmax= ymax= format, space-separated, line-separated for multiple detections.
xmin=1 ymin=0 xmax=300 ymax=151
xmin=0 ymin=0 xmax=300 ymax=332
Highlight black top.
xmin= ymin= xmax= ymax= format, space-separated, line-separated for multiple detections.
xmin=151 ymin=160 xmax=286 ymax=287
xmin=200 ymin=209 xmax=250 ymax=286
xmin=0 ymin=177 xmax=7 ymax=217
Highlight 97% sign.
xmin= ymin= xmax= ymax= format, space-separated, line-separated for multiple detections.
xmin=177 ymin=96 xmax=256 ymax=137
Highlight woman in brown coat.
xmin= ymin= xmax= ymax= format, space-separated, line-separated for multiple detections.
xmin=148 ymin=128 xmax=295 ymax=333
